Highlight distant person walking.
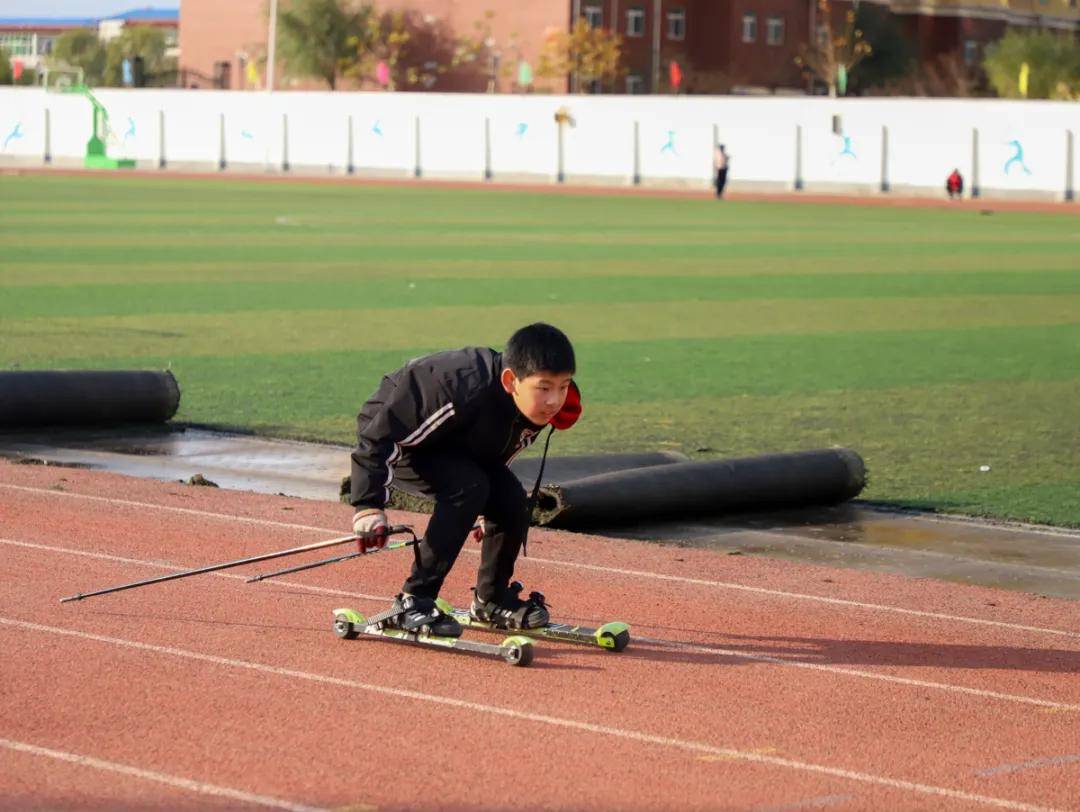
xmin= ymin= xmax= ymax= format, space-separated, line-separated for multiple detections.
xmin=713 ymin=143 xmax=730 ymax=198
xmin=946 ymin=168 xmax=964 ymax=199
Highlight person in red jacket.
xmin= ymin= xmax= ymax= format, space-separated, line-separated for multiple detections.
xmin=946 ymin=168 xmax=964 ymax=199
xmin=349 ymin=323 xmax=581 ymax=637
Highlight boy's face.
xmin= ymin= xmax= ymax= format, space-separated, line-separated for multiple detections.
xmin=501 ymin=368 xmax=574 ymax=427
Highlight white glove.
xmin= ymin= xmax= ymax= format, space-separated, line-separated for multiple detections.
xmin=352 ymin=509 xmax=388 ymax=550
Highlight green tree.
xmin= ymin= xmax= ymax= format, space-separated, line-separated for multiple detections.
xmin=850 ymin=3 xmax=913 ymax=93
xmin=50 ymin=28 xmax=107 ymax=85
xmin=983 ymin=28 xmax=1080 ymax=99
xmin=104 ymin=26 xmax=171 ymax=86
xmin=277 ymin=0 xmax=372 ymax=89
xmin=0 ymin=47 xmax=11 ymax=84
xmin=795 ymin=0 xmax=872 ymax=97
xmin=536 ymin=18 xmax=623 ymax=93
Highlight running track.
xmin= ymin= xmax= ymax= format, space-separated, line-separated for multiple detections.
xmin=2 ymin=460 xmax=1078 ymax=811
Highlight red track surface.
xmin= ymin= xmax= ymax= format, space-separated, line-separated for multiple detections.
xmin=2 ymin=459 xmax=1079 ymax=811
xmin=10 ymin=166 xmax=1079 ymax=215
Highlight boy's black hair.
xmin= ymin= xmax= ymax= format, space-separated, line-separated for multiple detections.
xmin=504 ymin=323 xmax=576 ymax=378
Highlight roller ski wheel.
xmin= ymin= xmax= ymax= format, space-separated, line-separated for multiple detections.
xmin=333 ymin=611 xmax=360 ymax=639
xmin=597 ymin=624 xmax=631 ymax=653
xmin=502 ymin=636 xmax=534 ymax=667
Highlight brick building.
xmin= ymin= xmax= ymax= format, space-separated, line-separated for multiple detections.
xmin=177 ymin=0 xmax=1079 ymax=93
xmin=0 ymin=8 xmax=178 ymax=73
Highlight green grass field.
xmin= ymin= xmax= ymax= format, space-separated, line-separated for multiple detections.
xmin=3 ymin=174 xmax=1079 ymax=525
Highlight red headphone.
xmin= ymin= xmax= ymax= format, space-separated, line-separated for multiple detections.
xmin=550 ymin=380 xmax=582 ymax=430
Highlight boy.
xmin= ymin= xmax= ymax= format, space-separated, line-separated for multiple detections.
xmin=349 ymin=323 xmax=581 ymax=638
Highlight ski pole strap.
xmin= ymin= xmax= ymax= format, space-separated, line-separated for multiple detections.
xmin=523 ymin=425 xmax=555 ymax=557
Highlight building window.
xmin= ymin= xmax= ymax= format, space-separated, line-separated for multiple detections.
xmin=667 ymin=7 xmax=686 ymax=40
xmin=0 ymin=33 xmax=33 ymax=57
xmin=627 ymin=6 xmax=645 ymax=36
xmin=626 ymin=73 xmax=643 ymax=94
xmin=766 ymin=16 xmax=784 ymax=45
xmin=741 ymin=13 xmax=757 ymax=43
xmin=584 ymin=4 xmax=603 ymax=28
xmin=963 ymin=39 xmax=979 ymax=66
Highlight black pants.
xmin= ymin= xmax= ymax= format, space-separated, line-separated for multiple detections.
xmin=715 ymin=168 xmax=728 ymax=198
xmin=392 ymin=451 xmax=530 ymax=602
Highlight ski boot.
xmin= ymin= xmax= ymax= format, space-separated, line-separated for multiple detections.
xmin=470 ymin=581 xmax=550 ymax=630
xmin=368 ymin=593 xmax=462 ymax=638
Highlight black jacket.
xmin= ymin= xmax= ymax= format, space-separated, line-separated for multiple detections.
xmin=350 ymin=347 xmax=544 ymax=509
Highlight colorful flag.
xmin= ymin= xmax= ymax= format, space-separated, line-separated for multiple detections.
xmin=837 ymin=64 xmax=848 ymax=96
xmin=669 ymin=60 xmax=682 ymax=91
xmin=517 ymin=60 xmax=533 ymax=88
xmin=1018 ymin=62 xmax=1030 ymax=98
xmin=245 ymin=60 xmax=260 ymax=88
xmin=11 ymin=59 xmax=22 ymax=81
xmin=376 ymin=60 xmax=390 ymax=87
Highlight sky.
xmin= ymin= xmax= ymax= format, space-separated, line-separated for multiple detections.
xmin=0 ymin=1 xmax=177 ymax=18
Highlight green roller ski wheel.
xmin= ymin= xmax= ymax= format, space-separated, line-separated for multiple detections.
xmin=596 ymin=622 xmax=631 ymax=652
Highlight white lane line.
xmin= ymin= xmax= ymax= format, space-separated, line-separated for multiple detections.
xmin=0 ymin=616 xmax=1062 ymax=812
xmin=8 ymin=535 xmax=1076 ymax=713
xmin=3 ymin=482 xmax=1079 ymax=640
xmin=633 ymin=635 xmax=1080 ymax=712
xmin=0 ymin=737 xmax=326 ymax=812
xmin=975 ymin=755 xmax=1080 ymax=778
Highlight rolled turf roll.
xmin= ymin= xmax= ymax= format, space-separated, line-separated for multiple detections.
xmin=534 ymin=448 xmax=866 ymax=529
xmin=0 ymin=370 xmax=181 ymax=426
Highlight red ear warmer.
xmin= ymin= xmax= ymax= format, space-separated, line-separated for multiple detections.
xmin=550 ymin=379 xmax=582 ymax=430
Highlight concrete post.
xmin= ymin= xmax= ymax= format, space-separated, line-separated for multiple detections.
xmin=43 ymin=108 xmax=51 ymax=165
xmin=633 ymin=120 xmax=641 ymax=185
xmin=158 ymin=109 xmax=166 ymax=169
xmin=971 ymin=128 xmax=980 ymax=199
xmin=281 ymin=113 xmax=289 ymax=172
xmin=484 ymin=117 xmax=492 ymax=180
xmin=413 ymin=116 xmax=421 ymax=178
xmin=880 ymin=125 xmax=890 ymax=193
xmin=346 ymin=115 xmax=355 ymax=174
xmin=218 ymin=113 xmax=226 ymax=171
xmin=557 ymin=122 xmax=565 ymax=183
xmin=1066 ymin=130 xmax=1075 ymax=203
xmin=794 ymin=125 xmax=804 ymax=191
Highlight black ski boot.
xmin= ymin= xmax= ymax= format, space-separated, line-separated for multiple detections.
xmin=371 ymin=594 xmax=462 ymax=638
xmin=470 ymin=581 xmax=549 ymax=630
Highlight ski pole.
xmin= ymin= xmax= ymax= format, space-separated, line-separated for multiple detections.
xmin=246 ymin=529 xmax=419 ymax=583
xmin=59 ymin=525 xmax=413 ymax=603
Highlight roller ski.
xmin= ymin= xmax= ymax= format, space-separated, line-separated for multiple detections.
xmin=436 ymin=582 xmax=631 ymax=652
xmin=332 ymin=594 xmax=534 ymax=667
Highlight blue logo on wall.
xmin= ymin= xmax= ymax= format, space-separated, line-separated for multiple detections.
xmin=660 ymin=130 xmax=677 ymax=155
xmin=123 ymin=117 xmax=136 ymax=141
xmin=3 ymin=122 xmax=24 ymax=150
xmin=372 ymin=120 xmax=383 ymax=137
xmin=1004 ymin=139 xmax=1032 ymax=175
xmin=515 ymin=122 xmax=528 ymax=137
xmin=240 ymin=130 xmax=254 ymax=140
xmin=837 ymin=135 xmax=856 ymax=160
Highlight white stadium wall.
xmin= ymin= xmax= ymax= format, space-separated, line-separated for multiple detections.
xmin=0 ymin=87 xmax=1077 ymax=200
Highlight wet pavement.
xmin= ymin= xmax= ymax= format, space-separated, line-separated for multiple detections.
xmin=2 ymin=425 xmax=1078 ymax=599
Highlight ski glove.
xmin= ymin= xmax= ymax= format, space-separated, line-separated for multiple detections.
xmin=353 ymin=508 xmax=388 ymax=550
